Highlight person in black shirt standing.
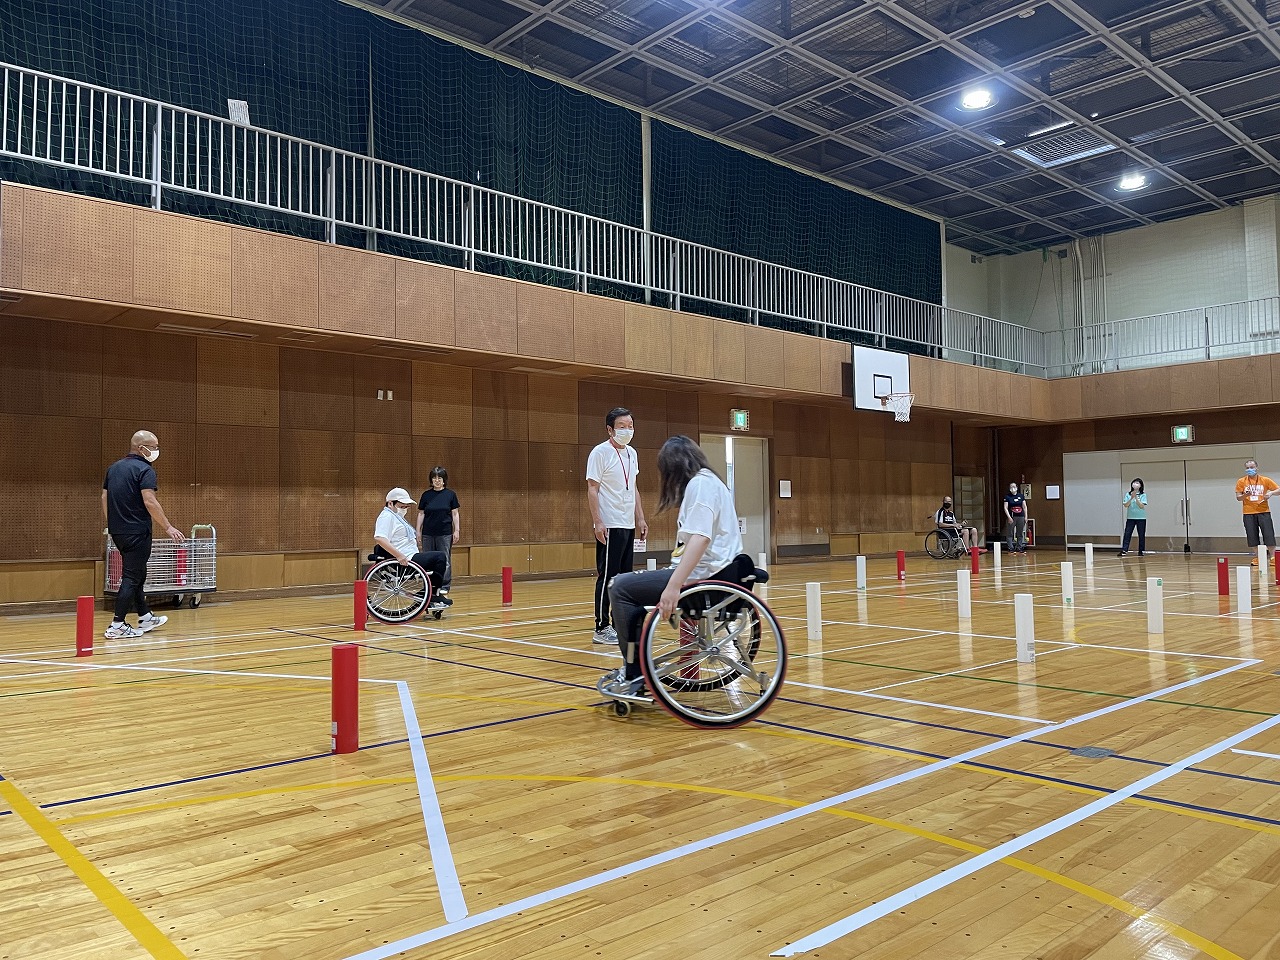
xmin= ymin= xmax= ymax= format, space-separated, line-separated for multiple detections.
xmin=102 ymin=430 xmax=185 ymax=639
xmin=416 ymin=466 xmax=460 ymax=598
xmin=1003 ymin=482 xmax=1029 ymax=554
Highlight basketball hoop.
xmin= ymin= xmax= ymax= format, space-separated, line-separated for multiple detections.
xmin=882 ymin=392 xmax=915 ymax=423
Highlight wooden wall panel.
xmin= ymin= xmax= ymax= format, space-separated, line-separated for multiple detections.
xmin=353 ymin=356 xmax=411 ymax=435
xmin=828 ymin=406 xmax=860 ymax=461
xmin=1052 ymin=377 xmax=1083 ymax=421
xmin=470 ymin=439 xmax=529 ymax=544
xmin=910 ymin=462 xmax=952 ymax=531
xmin=102 ymin=331 xmax=198 ymax=424
xmin=954 ymin=363 xmax=983 ymax=413
xmin=774 ymin=403 xmax=830 ymax=458
xmin=884 ymin=460 xmax=912 ymax=532
xmin=1080 ymin=371 xmax=1127 ymax=420
xmin=855 ymin=409 xmax=888 ymax=463
xmin=624 ymin=303 xmax=672 ymax=374
xmin=0 ymin=561 xmax=96 ymax=603
xmin=317 ymin=246 xmax=395 ymax=338
xmin=517 ymin=283 xmax=574 ymax=361
xmin=411 ymin=437 xmax=473 ymax=536
xmin=231 ymin=229 xmax=319 ymax=328
xmin=1169 ymin=361 xmax=1220 ymax=412
xmin=0 ymin=414 xmax=100 ymax=560
xmin=1219 ymin=356 xmax=1272 ymax=408
xmin=577 ymin=381 xmax=627 ymax=447
xmin=856 ymin=459 xmax=887 ymax=532
xmin=413 ymin=362 xmax=472 ymax=438
xmin=623 ymin=386 xmax=670 ymax=449
xmin=1 ymin=184 xmax=22 ymax=289
xmin=20 ymin=189 xmax=134 ymax=302
xmin=985 ymin=368 xmax=1013 ymax=417
xmin=279 ymin=429 xmax=353 ymax=551
xmin=396 ymin=259 xmax=455 ymax=346
xmin=1008 ymin=371 xmax=1033 ymax=417
xmin=0 ymin=317 xmax=101 ymax=418
xmin=196 ymin=423 xmax=279 ymax=553
xmin=1030 ymin=378 xmax=1053 ymax=422
xmin=284 ymin=553 xmax=356 ymax=588
xmin=279 ymin=348 xmax=353 ymax=432
xmin=1124 ymin=366 xmax=1173 ymax=416
xmin=773 ymin=455 xmax=831 ymax=545
xmin=473 ymin=370 xmax=528 ymax=441
xmin=455 ymin=272 xmax=517 ymax=354
xmin=698 ymin=393 xmax=774 ymax=439
xmin=102 ymin=417 xmax=197 ymax=549
xmin=908 ymin=356 xmax=933 ymax=409
xmin=527 ymin=442 xmax=582 ymax=542
xmin=666 ymin=388 xmax=700 ymax=441
xmin=527 ymin=376 xmax=579 ymax=444
xmin=746 ymin=326 xmax=787 ymax=389
xmin=196 ymin=339 xmax=279 ymax=427
xmin=819 ymin=340 xmax=849 ymax=398
xmin=712 ymin=321 xmax=747 ymax=384
xmin=671 ymin=313 xmax=716 ymax=382
xmin=783 ymin=332 xmax=822 ymax=394
xmin=573 ymin=294 xmax=622 ymax=367
xmin=829 ymin=458 xmax=859 ymax=534
xmin=354 ymin=433 xmax=413 ymax=551
xmin=134 ymin=212 xmax=231 ymax=315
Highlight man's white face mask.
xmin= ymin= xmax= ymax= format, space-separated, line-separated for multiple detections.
xmin=143 ymin=446 xmax=159 ymax=463
xmin=612 ymin=427 xmax=634 ymax=446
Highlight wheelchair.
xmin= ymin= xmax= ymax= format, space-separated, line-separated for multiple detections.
xmin=364 ymin=550 xmax=442 ymax=623
xmin=597 ymin=557 xmax=787 ymax=729
xmin=924 ymin=527 xmax=969 ymax=560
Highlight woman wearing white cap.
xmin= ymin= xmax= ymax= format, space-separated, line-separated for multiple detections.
xmin=374 ymin=487 xmax=451 ymax=610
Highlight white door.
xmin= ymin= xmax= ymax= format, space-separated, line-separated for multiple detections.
xmin=1121 ymin=460 xmax=1188 ymax=552
xmin=700 ymin=434 xmax=770 ymax=561
xmin=1185 ymin=458 xmax=1248 ymax=552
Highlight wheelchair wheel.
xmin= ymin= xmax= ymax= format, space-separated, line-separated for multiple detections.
xmin=365 ymin=559 xmax=431 ymax=624
xmin=639 ymin=581 xmax=786 ymax=729
xmin=924 ymin=530 xmax=950 ymax=559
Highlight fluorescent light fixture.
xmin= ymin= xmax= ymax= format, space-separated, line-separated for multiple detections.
xmin=959 ymin=88 xmax=996 ymax=111
xmin=1117 ymin=172 xmax=1148 ymax=191
xmin=155 ymin=322 xmax=255 ymax=339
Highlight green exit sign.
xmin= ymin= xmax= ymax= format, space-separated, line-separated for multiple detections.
xmin=1172 ymin=424 xmax=1194 ymax=443
xmin=730 ymin=409 xmax=750 ymax=431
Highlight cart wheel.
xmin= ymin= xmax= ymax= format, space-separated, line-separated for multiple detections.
xmin=190 ymin=595 xmax=202 ymax=608
xmin=173 ymin=594 xmax=185 ymax=608
xmin=431 ymin=608 xmax=442 ymax=620
xmin=612 ymin=700 xmax=632 ymax=718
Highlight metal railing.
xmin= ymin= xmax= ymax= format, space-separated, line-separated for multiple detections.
xmin=0 ymin=60 xmax=1274 ymax=382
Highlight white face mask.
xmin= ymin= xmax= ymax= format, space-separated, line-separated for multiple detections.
xmin=393 ymin=505 xmax=409 ymax=517
xmin=1132 ymin=483 xmax=1140 ymax=490
xmin=143 ymin=447 xmax=159 ymax=463
xmin=612 ymin=427 xmax=634 ymax=446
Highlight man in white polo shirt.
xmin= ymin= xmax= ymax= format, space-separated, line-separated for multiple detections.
xmin=374 ymin=488 xmax=452 ymax=612
xmin=586 ymin=407 xmax=648 ymax=645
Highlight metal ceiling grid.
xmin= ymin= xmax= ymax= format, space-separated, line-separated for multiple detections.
xmin=369 ymin=0 xmax=1280 ymax=255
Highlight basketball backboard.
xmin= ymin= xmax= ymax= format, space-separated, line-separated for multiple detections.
xmin=851 ymin=345 xmax=911 ymax=413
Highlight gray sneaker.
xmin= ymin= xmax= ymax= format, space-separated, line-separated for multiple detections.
xmin=138 ymin=613 xmax=168 ymax=632
xmin=592 ymin=626 xmax=618 ymax=645
xmin=104 ymin=621 xmax=142 ymax=639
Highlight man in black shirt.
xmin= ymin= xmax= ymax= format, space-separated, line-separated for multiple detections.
xmin=102 ymin=430 xmax=185 ymax=639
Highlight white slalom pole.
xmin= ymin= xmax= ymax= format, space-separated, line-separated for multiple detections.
xmin=1260 ymin=545 xmax=1268 ymax=574
xmin=957 ymin=569 xmax=972 ymax=621
xmin=1084 ymin=543 xmax=1094 ymax=569
xmin=1237 ymin=566 xmax=1252 ymax=615
xmin=1061 ymin=561 xmax=1074 ymax=606
xmin=756 ymin=552 xmax=768 ymax=602
xmin=646 ymin=558 xmax=657 ymax=571
xmin=992 ymin=542 xmax=1001 ymax=570
xmin=1146 ymin=576 xmax=1164 ymax=634
xmin=806 ymin=582 xmax=823 ymax=640
xmin=855 ymin=555 xmax=867 ymax=591
xmin=1014 ymin=593 xmax=1035 ymax=662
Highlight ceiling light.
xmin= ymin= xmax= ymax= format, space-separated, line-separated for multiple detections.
xmin=1117 ymin=172 xmax=1148 ymax=191
xmin=960 ymin=88 xmax=996 ymax=111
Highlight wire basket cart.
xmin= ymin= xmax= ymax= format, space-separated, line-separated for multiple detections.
xmin=106 ymin=524 xmax=217 ymax=608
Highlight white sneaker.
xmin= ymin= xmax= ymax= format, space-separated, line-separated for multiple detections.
xmin=104 ymin=621 xmax=143 ymax=639
xmin=593 ymin=626 xmax=618 ymax=645
xmin=138 ymin=613 xmax=168 ymax=633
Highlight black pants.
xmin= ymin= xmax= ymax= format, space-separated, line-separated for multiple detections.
xmin=594 ymin=528 xmax=635 ymax=632
xmin=422 ymin=535 xmax=453 ymax=590
xmin=1243 ymin=513 xmax=1276 ymax=549
xmin=409 ymin=550 xmax=448 ymax=593
xmin=609 ymin=568 xmax=673 ymax=680
xmin=113 ymin=531 xmax=153 ymax=622
xmin=1121 ymin=518 xmax=1147 ymax=553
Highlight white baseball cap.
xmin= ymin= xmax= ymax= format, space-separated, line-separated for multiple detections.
xmin=385 ymin=487 xmax=414 ymax=505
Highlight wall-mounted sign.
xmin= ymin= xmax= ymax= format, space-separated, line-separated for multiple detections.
xmin=1171 ymin=424 xmax=1194 ymax=443
xmin=730 ymin=408 xmax=749 ymax=431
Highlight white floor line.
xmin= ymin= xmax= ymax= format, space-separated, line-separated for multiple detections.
xmin=336 ymin=660 xmax=1255 ymax=960
xmin=859 ymin=646 xmax=1074 ymax=695
xmin=789 ymin=632 xmax=946 ymax=658
xmin=1230 ymin=748 xmax=1280 ymax=761
xmin=773 ymin=708 xmax=1280 ymax=956
xmin=784 ymin=679 xmax=1053 ymax=723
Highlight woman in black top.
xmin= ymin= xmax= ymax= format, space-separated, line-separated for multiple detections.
xmin=416 ymin=466 xmax=461 ymax=595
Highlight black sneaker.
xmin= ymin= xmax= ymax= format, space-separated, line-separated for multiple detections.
xmin=437 ymin=595 xmax=454 ymax=606
xmin=1118 ymin=551 xmax=1128 ymax=557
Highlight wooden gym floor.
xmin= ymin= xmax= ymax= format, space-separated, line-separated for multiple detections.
xmin=2 ymin=550 xmax=1280 ymax=960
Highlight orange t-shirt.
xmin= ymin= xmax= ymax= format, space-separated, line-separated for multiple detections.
xmin=1236 ymin=475 xmax=1279 ymax=514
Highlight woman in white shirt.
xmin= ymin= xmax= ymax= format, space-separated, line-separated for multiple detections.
xmin=609 ymin=436 xmax=744 ymax=683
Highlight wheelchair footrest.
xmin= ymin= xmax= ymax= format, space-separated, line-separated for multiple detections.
xmin=597 ymin=670 xmax=652 ymax=704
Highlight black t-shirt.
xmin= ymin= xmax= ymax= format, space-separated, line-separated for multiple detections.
xmin=418 ymin=488 xmax=460 ymax=537
xmin=1004 ymin=493 xmax=1026 ymax=518
xmin=104 ymin=453 xmax=158 ymax=535
xmin=935 ymin=507 xmax=957 ymax=526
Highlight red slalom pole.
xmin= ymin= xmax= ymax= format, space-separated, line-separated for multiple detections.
xmin=75 ymin=595 xmax=94 ymax=657
xmin=331 ymin=644 xmax=359 ymax=754
xmin=353 ymin=578 xmax=368 ymax=631
xmin=896 ymin=550 xmax=906 ymax=581
xmin=502 ymin=566 xmax=513 ymax=606
xmin=970 ymin=546 xmax=980 ymax=574
xmin=1217 ymin=557 xmax=1229 ymax=596
xmin=1273 ymin=551 xmax=1279 ymax=587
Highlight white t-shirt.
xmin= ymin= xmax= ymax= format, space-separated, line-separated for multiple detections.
xmin=374 ymin=507 xmax=417 ymax=558
xmin=586 ymin=439 xmax=638 ymax=529
xmin=674 ymin=469 xmax=742 ymax=581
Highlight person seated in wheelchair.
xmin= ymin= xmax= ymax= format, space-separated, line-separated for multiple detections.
xmin=934 ymin=496 xmax=980 ymax=553
xmin=373 ymin=488 xmax=452 ymax=610
xmin=608 ymin=436 xmax=747 ymax=686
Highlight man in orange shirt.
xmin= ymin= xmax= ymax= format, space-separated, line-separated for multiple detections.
xmin=1235 ymin=458 xmax=1279 ymax=565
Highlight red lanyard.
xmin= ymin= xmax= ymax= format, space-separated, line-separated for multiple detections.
xmin=613 ymin=445 xmax=630 ymax=490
